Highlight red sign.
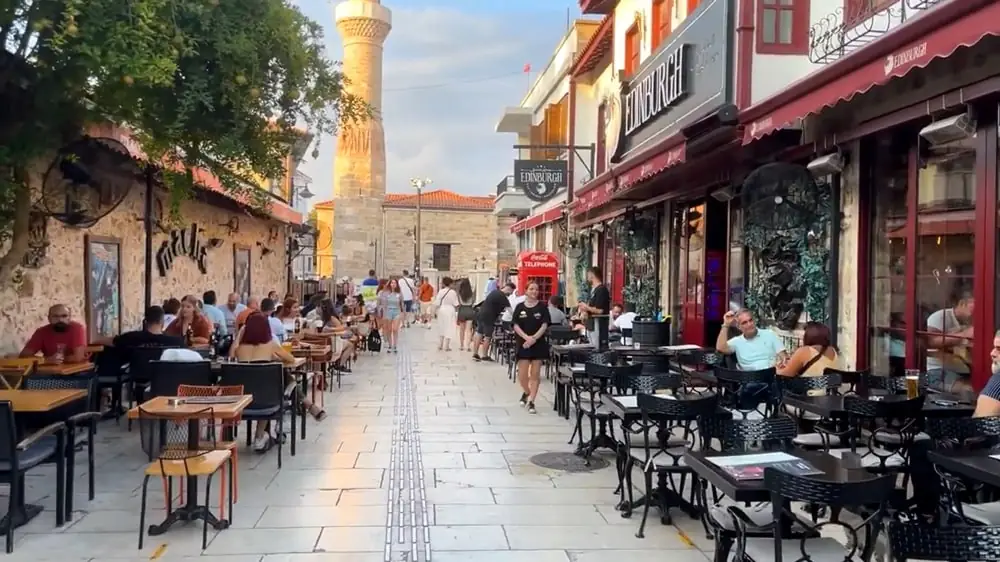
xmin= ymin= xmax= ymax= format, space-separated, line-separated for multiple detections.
xmin=509 ymin=207 xmax=564 ymax=234
xmin=517 ymin=251 xmax=559 ymax=269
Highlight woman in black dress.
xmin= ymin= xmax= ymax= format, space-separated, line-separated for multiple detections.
xmin=512 ymin=281 xmax=551 ymax=414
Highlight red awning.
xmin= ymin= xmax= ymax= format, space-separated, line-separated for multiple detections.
xmin=510 ymin=206 xmax=565 ymax=234
xmin=743 ymin=0 xmax=1000 ymax=145
xmin=616 ymin=143 xmax=685 ymax=192
xmin=570 ymin=177 xmax=616 ymax=216
xmin=89 ymin=123 xmax=303 ymax=224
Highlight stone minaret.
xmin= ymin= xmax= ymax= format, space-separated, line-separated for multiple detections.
xmin=331 ymin=0 xmax=391 ymax=279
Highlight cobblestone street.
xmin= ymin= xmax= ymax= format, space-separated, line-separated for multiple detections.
xmin=8 ymin=328 xmax=713 ymax=561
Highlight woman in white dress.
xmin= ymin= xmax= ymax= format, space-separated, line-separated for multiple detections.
xmin=435 ymin=277 xmax=460 ymax=351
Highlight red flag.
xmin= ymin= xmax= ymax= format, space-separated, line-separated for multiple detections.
xmin=523 ymin=63 xmax=531 ymax=73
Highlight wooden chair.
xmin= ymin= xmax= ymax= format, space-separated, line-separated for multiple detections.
xmin=0 ymin=357 xmax=40 ymax=389
xmin=136 ymin=406 xmax=232 ymax=551
xmin=176 ymin=384 xmax=243 ymax=517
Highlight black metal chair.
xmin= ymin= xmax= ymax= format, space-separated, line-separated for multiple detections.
xmin=888 ymin=521 xmax=1000 ymax=561
xmin=570 ymin=361 xmax=640 ymax=460
xmin=712 ymin=366 xmax=776 ymax=419
xmin=217 ymin=362 xmax=294 ymax=468
xmin=22 ymin=376 xmax=100 ymax=520
xmin=625 ymin=393 xmax=719 ymax=537
xmin=147 ymin=360 xmax=216 ymax=398
xmin=136 ymin=406 xmax=232 ymax=551
xmin=698 ymin=415 xmax=800 ymax=562
xmin=824 ymin=367 xmax=868 ymax=393
xmin=819 ymin=395 xmax=926 ymax=476
xmin=0 ymin=402 xmax=67 ymax=552
xmin=776 ymin=373 xmax=843 ymax=449
xmin=926 ymin=416 xmax=1000 ymax=526
xmin=124 ymin=346 xmax=180 ymax=429
xmin=734 ymin=469 xmax=895 ymax=562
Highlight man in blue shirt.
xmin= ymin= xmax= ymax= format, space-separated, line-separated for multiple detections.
xmin=201 ymin=290 xmax=227 ymax=336
xmin=716 ymin=309 xmax=787 ymax=370
xmin=362 ymin=269 xmax=379 ymax=287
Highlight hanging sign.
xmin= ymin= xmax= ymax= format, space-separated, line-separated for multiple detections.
xmin=513 ymin=159 xmax=568 ymax=202
xmin=157 ymin=223 xmax=210 ymax=276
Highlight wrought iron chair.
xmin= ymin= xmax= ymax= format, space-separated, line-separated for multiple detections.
xmin=733 ymin=469 xmax=895 ymax=562
xmin=776 ymin=372 xmax=843 ymax=449
xmin=823 ymin=367 xmax=867 ymax=394
xmin=888 ymin=521 xmax=1000 ymax=561
xmin=712 ymin=366 xmax=776 ymax=419
xmin=22 ymin=375 xmax=100 ymax=520
xmin=136 ymin=406 xmax=232 ymax=550
xmin=123 ymin=346 xmax=180 ymax=429
xmin=926 ymin=416 xmax=1000 ymax=526
xmin=147 ymin=360 xmax=216 ymax=398
xmin=570 ymin=361 xmax=639 ymax=460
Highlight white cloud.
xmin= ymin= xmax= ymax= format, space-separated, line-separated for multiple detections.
xmin=296 ymin=2 xmax=570 ymax=202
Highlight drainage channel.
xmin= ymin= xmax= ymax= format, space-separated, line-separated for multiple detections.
xmin=385 ymin=347 xmax=430 ymax=562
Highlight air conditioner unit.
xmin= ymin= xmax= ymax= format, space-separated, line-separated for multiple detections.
xmin=919 ymin=113 xmax=976 ymax=146
xmin=710 ymin=186 xmax=735 ymax=202
xmin=807 ymin=153 xmax=844 ymax=176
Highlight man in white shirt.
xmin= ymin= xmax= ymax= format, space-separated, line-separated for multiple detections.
xmin=399 ymin=270 xmax=416 ymax=328
xmin=222 ymin=292 xmax=246 ymax=335
xmin=260 ymin=298 xmax=286 ymax=343
xmin=926 ymin=294 xmax=974 ymax=393
xmin=502 ymin=290 xmax=526 ymax=323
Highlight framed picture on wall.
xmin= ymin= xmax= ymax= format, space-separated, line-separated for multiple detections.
xmin=233 ymin=245 xmax=251 ymax=304
xmin=84 ymin=235 xmax=122 ymax=342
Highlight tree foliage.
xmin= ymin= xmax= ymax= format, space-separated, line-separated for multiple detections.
xmin=0 ymin=0 xmax=367 ymax=283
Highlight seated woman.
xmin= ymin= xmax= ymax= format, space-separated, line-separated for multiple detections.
xmin=230 ymin=313 xmax=325 ymax=451
xmin=777 ymin=321 xmax=841 ymax=378
xmin=318 ymin=299 xmax=358 ymax=368
xmin=165 ymin=298 xmax=212 ymax=346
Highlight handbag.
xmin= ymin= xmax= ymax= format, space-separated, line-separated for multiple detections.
xmin=367 ymin=328 xmax=383 ymax=353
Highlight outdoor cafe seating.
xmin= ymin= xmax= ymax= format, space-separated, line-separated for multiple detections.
xmin=548 ymin=342 xmax=1000 ymax=562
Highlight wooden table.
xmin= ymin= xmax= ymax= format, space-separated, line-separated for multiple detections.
xmin=292 ymin=345 xmax=332 ymax=357
xmin=129 ymin=394 xmax=253 ymax=535
xmin=36 ymin=362 xmax=94 ymax=376
xmin=210 ymin=357 xmax=307 ymax=370
xmin=0 ymin=389 xmax=87 ymax=412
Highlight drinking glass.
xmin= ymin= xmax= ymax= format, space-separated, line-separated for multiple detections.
xmin=904 ymin=369 xmax=921 ymax=399
xmin=53 ymin=344 xmax=66 ymax=364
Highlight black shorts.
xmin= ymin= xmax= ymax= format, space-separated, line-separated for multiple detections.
xmin=515 ymin=338 xmax=549 ymax=361
xmin=476 ymin=316 xmax=497 ymax=337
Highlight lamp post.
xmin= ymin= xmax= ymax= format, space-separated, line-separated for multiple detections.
xmin=409 ymin=177 xmax=432 ymax=278
xmin=369 ymin=239 xmax=379 ymax=276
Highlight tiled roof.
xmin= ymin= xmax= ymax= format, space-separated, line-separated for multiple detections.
xmin=313 ymin=190 xmax=494 ymax=212
xmin=385 ymin=190 xmax=494 ymax=211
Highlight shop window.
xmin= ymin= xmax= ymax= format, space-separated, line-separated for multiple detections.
xmin=868 ymin=132 xmax=910 ymax=376
xmin=916 ymin=135 xmax=975 ymax=386
xmin=757 ymin=0 xmax=810 ymax=55
xmin=624 ymin=24 xmax=640 ymax=76
xmin=652 ymin=0 xmax=674 ymax=50
xmin=432 ymin=243 xmax=451 ymax=271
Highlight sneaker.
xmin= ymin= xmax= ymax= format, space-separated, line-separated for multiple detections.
xmin=472 ymin=354 xmax=481 ymax=362
xmin=481 ymin=356 xmax=494 ymax=362
xmin=527 ymin=402 xmax=537 ymax=414
xmin=253 ymin=434 xmax=271 ymax=452
xmin=519 ymin=393 xmax=528 ymax=406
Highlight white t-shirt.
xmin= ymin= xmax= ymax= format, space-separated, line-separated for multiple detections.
xmin=399 ymin=277 xmax=415 ymax=301
xmin=614 ymin=312 xmax=637 ymax=330
xmin=502 ymin=294 xmax=526 ymax=322
xmin=268 ymin=316 xmax=287 ymax=343
xmin=926 ymin=308 xmax=968 ymax=372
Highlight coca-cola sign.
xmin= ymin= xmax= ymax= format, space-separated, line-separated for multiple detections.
xmin=518 ymin=251 xmax=558 ymax=270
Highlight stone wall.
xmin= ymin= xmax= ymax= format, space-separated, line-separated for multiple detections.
xmin=495 ymin=215 xmax=518 ymax=271
xmin=381 ymin=207 xmax=497 ymax=280
xmin=332 ymin=195 xmax=383 ymax=280
xmin=0 ymin=183 xmax=288 ymax=354
xmin=836 ymin=140 xmax=862 ymax=370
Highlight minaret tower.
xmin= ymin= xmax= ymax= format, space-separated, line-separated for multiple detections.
xmin=331 ymin=0 xmax=391 ymax=278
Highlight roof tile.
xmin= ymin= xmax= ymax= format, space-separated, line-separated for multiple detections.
xmin=313 ymin=190 xmax=494 ymax=212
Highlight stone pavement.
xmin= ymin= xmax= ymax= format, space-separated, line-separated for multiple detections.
xmin=7 ymin=327 xmax=715 ymax=561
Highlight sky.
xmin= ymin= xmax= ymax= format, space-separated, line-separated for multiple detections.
xmin=292 ymin=0 xmax=584 ymax=203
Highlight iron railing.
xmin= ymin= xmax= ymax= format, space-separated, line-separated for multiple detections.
xmin=809 ymin=0 xmax=943 ymax=65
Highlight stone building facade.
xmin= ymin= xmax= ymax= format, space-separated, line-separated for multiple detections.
xmin=0 ymin=170 xmax=296 ymax=355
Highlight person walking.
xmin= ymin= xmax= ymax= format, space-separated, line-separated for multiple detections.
xmin=399 ymin=270 xmax=416 ymax=328
xmin=434 ymin=277 xmax=459 ymax=351
xmin=418 ymin=277 xmax=435 ymax=328
xmin=471 ymin=282 xmax=514 ymax=362
xmin=378 ymin=278 xmax=404 ymax=352
xmin=512 ymin=282 xmax=551 ymax=414
xmin=455 ymin=278 xmax=477 ymax=351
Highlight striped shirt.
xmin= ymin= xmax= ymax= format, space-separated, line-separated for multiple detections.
xmin=982 ymin=373 xmax=1000 ymax=401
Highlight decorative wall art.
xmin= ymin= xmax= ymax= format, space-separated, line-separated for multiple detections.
xmin=233 ymin=245 xmax=251 ymax=304
xmin=84 ymin=235 xmax=122 ymax=341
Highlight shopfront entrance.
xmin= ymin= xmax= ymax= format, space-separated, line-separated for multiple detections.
xmin=677 ymin=198 xmax=730 ymax=346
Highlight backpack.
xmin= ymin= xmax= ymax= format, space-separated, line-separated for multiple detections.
xmin=367 ymin=328 xmax=382 ymax=353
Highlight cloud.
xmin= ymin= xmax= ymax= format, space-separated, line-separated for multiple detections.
xmin=294 ymin=1 xmax=573 ymax=202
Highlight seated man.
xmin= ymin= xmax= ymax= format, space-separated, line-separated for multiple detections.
xmin=716 ymin=309 xmax=787 ymax=370
xmin=973 ymin=331 xmax=1000 ymax=417
xmin=21 ymin=304 xmax=87 ymax=363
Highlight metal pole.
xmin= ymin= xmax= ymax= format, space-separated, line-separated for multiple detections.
xmin=415 ymin=186 xmax=422 ymax=277
xmin=143 ymin=165 xmax=154 ymax=312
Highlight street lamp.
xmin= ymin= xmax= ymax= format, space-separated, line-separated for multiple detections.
xmin=409 ymin=177 xmax=432 ymax=277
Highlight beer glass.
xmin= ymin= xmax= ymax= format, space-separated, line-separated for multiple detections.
xmin=904 ymin=369 xmax=921 ymax=399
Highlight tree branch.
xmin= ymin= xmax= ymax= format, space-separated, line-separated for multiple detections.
xmin=0 ymin=171 xmax=32 ymax=284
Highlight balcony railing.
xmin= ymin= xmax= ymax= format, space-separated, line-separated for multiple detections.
xmin=809 ymin=0 xmax=943 ymax=64
xmin=496 ymin=175 xmax=514 ymax=197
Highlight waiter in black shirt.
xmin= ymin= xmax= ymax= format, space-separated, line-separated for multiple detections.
xmin=576 ymin=267 xmax=611 ymax=347
xmin=472 ymin=282 xmax=515 ymax=362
